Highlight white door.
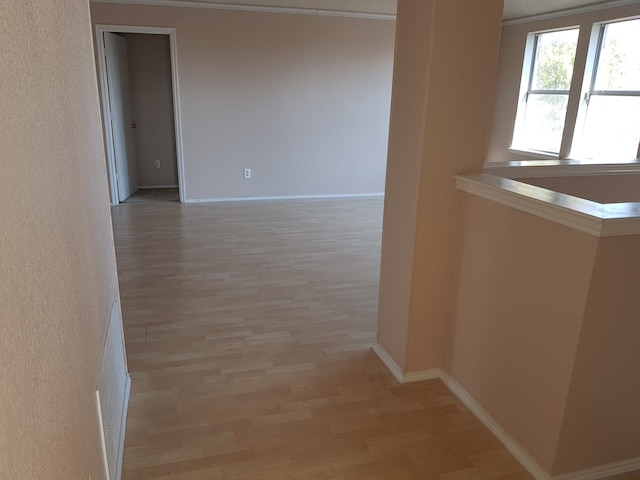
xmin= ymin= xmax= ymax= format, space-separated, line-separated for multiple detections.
xmin=104 ymin=32 xmax=138 ymax=202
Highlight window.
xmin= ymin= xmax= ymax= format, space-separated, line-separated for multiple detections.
xmin=512 ymin=29 xmax=580 ymax=154
xmin=512 ymin=17 xmax=640 ymax=162
xmin=571 ymin=18 xmax=640 ymax=161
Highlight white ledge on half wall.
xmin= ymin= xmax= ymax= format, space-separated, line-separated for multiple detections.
xmin=456 ymin=173 xmax=640 ymax=238
xmin=484 ymin=158 xmax=640 ymax=178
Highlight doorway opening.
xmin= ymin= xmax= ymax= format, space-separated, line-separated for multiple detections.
xmin=95 ymin=25 xmax=186 ymax=205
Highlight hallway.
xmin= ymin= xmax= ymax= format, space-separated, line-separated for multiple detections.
xmin=111 ymin=198 xmax=532 ymax=480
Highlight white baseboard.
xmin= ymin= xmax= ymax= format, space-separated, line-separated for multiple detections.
xmin=371 ymin=343 xmax=403 ymax=382
xmin=402 ymin=368 xmax=443 ymax=383
xmin=552 ymin=457 xmax=640 ymax=480
xmin=442 ymin=373 xmax=640 ymax=480
xmin=439 ymin=372 xmax=551 ymax=480
xmin=371 ymin=344 xmax=640 ymax=480
xmin=185 ymin=192 xmax=385 ymax=203
xmin=371 ymin=343 xmax=442 ymax=384
xmin=138 ymin=185 xmax=178 ymax=189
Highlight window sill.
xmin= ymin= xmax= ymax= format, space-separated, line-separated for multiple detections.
xmin=507 ymin=147 xmax=559 ymax=160
xmin=484 ymin=157 xmax=640 ymax=178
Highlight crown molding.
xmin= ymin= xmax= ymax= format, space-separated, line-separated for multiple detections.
xmin=90 ymin=0 xmax=640 ymax=27
xmin=502 ymin=0 xmax=640 ymax=26
xmin=89 ymin=0 xmax=397 ymax=20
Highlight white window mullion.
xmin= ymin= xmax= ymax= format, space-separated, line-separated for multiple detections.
xmin=569 ymin=23 xmax=602 ymax=160
xmin=558 ymin=23 xmax=593 ymax=159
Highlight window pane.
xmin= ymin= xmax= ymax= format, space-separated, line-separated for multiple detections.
xmin=520 ymin=94 xmax=569 ymax=153
xmin=574 ymin=96 xmax=640 ymax=161
xmin=531 ymin=29 xmax=579 ymax=91
xmin=594 ymin=18 xmax=640 ymax=91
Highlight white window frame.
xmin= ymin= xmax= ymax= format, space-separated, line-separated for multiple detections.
xmin=511 ymin=27 xmax=580 ymax=157
xmin=571 ymin=17 xmax=640 ymax=161
xmin=511 ymin=15 xmax=640 ymax=163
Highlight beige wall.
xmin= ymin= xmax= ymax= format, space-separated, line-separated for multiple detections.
xmin=377 ymin=0 xmax=503 ymax=371
xmin=449 ymin=186 xmax=640 ymax=473
xmin=553 ymin=235 xmax=640 ymax=474
xmin=91 ymin=3 xmax=395 ymax=200
xmin=125 ymin=33 xmax=178 ymax=188
xmin=405 ymin=0 xmax=503 ymax=371
xmin=0 ymin=1 xmax=120 ymax=479
xmin=447 ymin=193 xmax=597 ymax=472
xmin=486 ymin=3 xmax=640 ymax=164
xmin=519 ymin=174 xmax=640 ymax=203
xmin=376 ymin=0 xmax=432 ymax=369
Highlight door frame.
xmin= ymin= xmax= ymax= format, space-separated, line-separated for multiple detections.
xmin=95 ymin=25 xmax=186 ymax=204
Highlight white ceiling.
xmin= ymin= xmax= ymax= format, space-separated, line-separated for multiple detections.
xmin=124 ymin=0 xmax=631 ymax=20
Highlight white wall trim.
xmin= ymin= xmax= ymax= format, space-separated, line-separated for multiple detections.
xmin=95 ymin=390 xmax=112 ymax=480
xmin=114 ymin=376 xmax=131 ymax=480
xmin=95 ymin=378 xmax=131 ymax=480
xmin=138 ymin=184 xmax=179 ymax=189
xmin=371 ymin=352 xmax=640 ymax=480
xmin=502 ymin=0 xmax=640 ymax=26
xmin=168 ymin=27 xmax=187 ymax=203
xmin=371 ymin=343 xmax=404 ymax=383
xmin=371 ymin=344 xmax=547 ymax=479
xmin=456 ymin=174 xmax=604 ymax=236
xmin=456 ymin=173 xmax=640 ymax=237
xmin=402 ymin=368 xmax=443 ymax=383
xmin=95 ymin=296 xmax=131 ymax=480
xmin=371 ymin=343 xmax=442 ymax=384
xmin=552 ymin=457 xmax=640 ymax=480
xmin=370 ymin=348 xmax=549 ymax=479
xmin=95 ymin=24 xmax=187 ymax=205
xmin=439 ymin=372 xmax=552 ymax=480
xmin=315 ymin=9 xmax=395 ymax=20
xmin=485 ymin=160 xmax=640 ymax=179
xmin=186 ymin=192 xmax=384 ymax=203
xmin=90 ymin=0 xmax=397 ymax=20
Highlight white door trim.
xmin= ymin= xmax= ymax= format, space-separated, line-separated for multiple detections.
xmin=95 ymin=24 xmax=187 ymax=204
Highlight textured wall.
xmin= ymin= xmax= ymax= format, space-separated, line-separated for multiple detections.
xmin=91 ymin=3 xmax=395 ymax=201
xmin=125 ymin=33 xmax=178 ymax=188
xmin=0 ymin=1 xmax=120 ymax=479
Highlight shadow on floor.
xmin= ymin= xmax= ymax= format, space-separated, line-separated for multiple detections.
xmin=123 ymin=188 xmax=179 ymax=204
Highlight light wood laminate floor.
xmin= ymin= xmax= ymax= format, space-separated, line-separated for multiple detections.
xmin=111 ymin=198 xmax=536 ymax=480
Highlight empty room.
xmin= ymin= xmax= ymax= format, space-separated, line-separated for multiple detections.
xmin=2 ymin=1 xmax=639 ymax=480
